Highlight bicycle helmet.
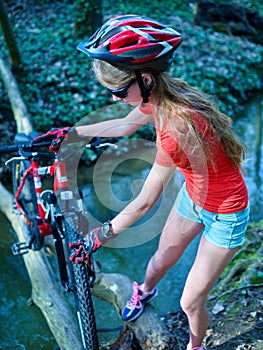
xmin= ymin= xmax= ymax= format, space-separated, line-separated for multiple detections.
xmin=77 ymin=14 xmax=183 ymax=71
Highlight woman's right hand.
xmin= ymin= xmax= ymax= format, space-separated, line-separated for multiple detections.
xmin=33 ymin=127 xmax=76 ymax=151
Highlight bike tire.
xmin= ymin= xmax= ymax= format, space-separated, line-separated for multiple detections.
xmin=63 ymin=219 xmax=99 ymax=350
xmin=12 ymin=160 xmax=44 ymax=250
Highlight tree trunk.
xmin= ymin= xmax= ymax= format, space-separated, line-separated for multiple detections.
xmin=0 ymin=58 xmax=32 ymax=134
xmin=0 ymin=0 xmax=21 ymax=69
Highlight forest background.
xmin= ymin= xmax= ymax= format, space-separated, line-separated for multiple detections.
xmin=0 ymin=0 xmax=262 ymax=134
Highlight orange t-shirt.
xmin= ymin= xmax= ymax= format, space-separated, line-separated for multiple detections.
xmin=139 ymin=104 xmax=248 ymax=213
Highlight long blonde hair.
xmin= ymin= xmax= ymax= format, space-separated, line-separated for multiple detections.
xmin=93 ymin=59 xmax=246 ymax=171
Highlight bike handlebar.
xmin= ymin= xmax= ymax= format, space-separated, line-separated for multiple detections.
xmin=0 ymin=141 xmax=52 ymax=154
xmin=0 ymin=144 xmax=20 ymax=154
xmin=0 ymin=136 xmax=117 ymax=156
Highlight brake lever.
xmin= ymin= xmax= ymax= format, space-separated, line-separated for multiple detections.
xmin=5 ymin=155 xmax=26 ymax=166
xmin=5 ymin=145 xmax=38 ymax=166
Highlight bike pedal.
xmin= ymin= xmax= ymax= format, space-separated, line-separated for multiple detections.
xmin=11 ymin=242 xmax=29 ymax=256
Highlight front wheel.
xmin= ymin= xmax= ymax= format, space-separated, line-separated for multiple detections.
xmin=63 ymin=219 xmax=99 ymax=350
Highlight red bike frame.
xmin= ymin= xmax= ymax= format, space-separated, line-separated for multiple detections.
xmin=14 ymin=155 xmax=70 ymax=237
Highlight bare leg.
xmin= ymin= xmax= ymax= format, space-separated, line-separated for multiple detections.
xmin=143 ymin=208 xmax=204 ymax=291
xmin=142 ymin=207 xmax=238 ymax=348
xmin=180 ymin=235 xmax=237 ymax=348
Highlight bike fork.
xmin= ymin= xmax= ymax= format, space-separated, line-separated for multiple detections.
xmin=53 ymin=217 xmax=71 ymax=291
xmin=48 ymin=193 xmax=70 ymax=291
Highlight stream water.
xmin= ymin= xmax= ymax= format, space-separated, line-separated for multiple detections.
xmin=0 ymin=91 xmax=262 ymax=349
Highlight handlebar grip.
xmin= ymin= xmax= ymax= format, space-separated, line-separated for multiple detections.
xmin=0 ymin=144 xmax=19 ymax=154
xmin=0 ymin=141 xmax=53 ymax=155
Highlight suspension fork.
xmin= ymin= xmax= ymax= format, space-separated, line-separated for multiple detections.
xmin=46 ymin=191 xmax=71 ymax=291
xmin=52 ymin=157 xmax=75 ymax=291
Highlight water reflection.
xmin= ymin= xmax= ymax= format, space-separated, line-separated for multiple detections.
xmin=234 ymin=90 xmax=263 ymax=222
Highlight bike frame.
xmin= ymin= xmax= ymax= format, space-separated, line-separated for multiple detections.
xmin=14 ymin=154 xmax=72 ymax=235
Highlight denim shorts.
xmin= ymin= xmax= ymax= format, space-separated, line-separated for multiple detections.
xmin=174 ymin=183 xmax=250 ymax=249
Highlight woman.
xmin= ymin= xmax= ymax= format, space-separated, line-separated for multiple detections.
xmin=39 ymin=15 xmax=250 ymax=350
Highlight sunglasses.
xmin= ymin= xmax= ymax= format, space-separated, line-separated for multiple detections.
xmin=107 ymin=78 xmax=136 ymax=98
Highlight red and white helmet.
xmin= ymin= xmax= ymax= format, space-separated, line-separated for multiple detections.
xmin=77 ymin=15 xmax=183 ymax=71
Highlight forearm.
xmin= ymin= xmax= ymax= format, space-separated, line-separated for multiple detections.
xmin=74 ymin=106 xmax=152 ymax=138
xmin=111 ymin=192 xmax=159 ymax=234
xmin=111 ymin=163 xmax=176 ymax=234
xmin=75 ymin=118 xmax=134 ymax=138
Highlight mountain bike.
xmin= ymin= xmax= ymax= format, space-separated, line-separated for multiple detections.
xmin=0 ymin=132 xmax=115 ymax=350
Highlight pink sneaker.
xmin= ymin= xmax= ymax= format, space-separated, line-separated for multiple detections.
xmin=187 ymin=345 xmax=206 ymax=350
xmin=121 ymin=281 xmax=158 ymax=321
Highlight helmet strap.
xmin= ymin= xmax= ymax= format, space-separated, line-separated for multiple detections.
xmin=135 ymin=70 xmax=153 ymax=107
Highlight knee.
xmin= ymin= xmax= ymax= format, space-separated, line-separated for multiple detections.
xmin=150 ymin=254 xmax=171 ymax=274
xmin=180 ymin=292 xmax=193 ymax=315
xmin=180 ymin=290 xmax=203 ymax=316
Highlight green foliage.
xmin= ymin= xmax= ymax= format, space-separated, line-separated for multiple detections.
xmin=250 ymin=271 xmax=263 ymax=284
xmin=172 ymin=24 xmax=263 ymax=117
xmin=216 ymin=223 xmax=263 ymax=293
xmin=248 ymin=219 xmax=263 ymax=228
xmin=0 ymin=0 xmax=262 ymax=133
xmin=74 ymin=0 xmax=102 ymax=38
xmin=103 ymin=0 xmax=195 ymax=22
